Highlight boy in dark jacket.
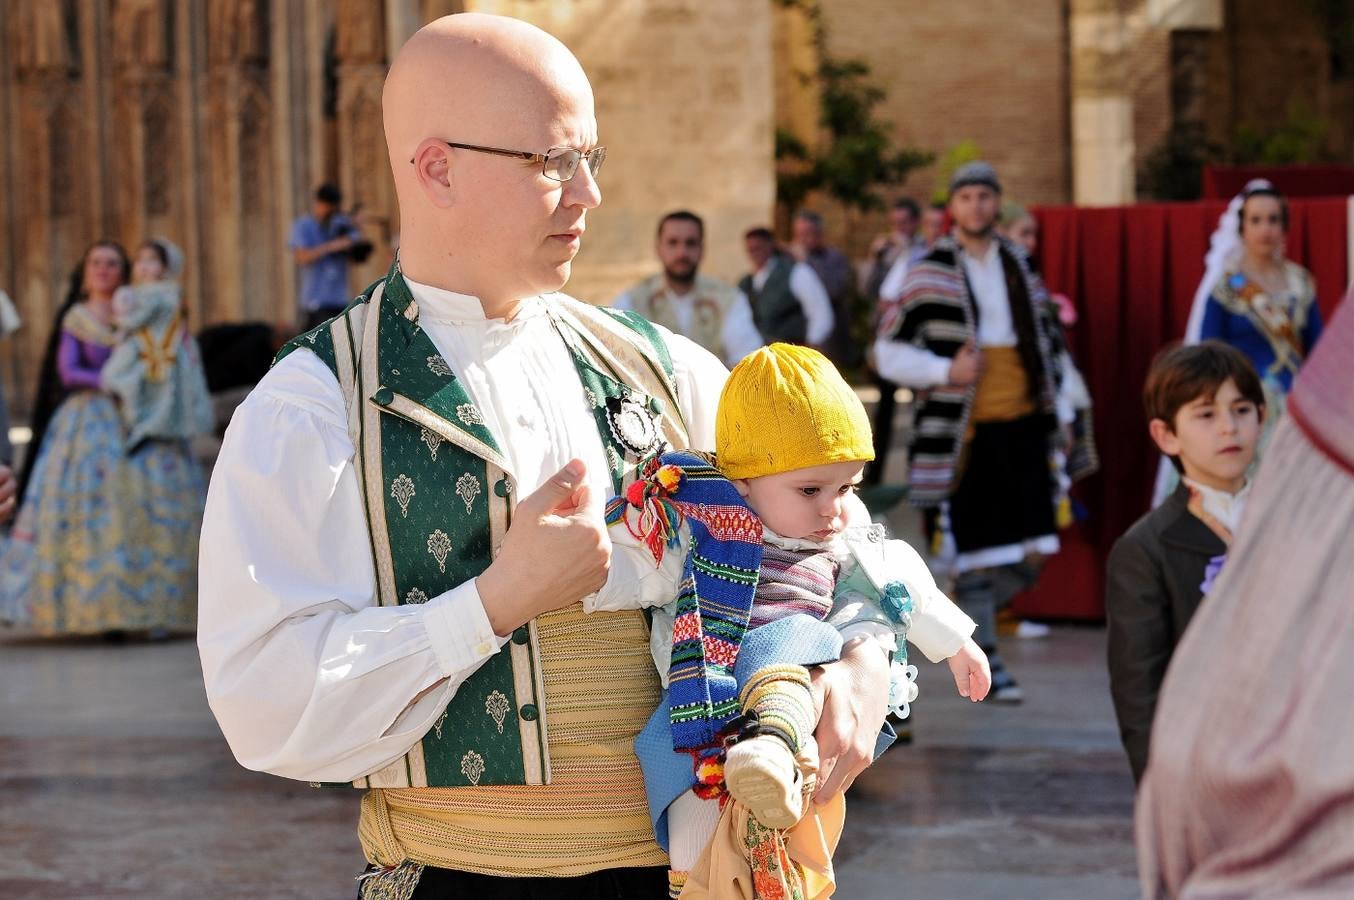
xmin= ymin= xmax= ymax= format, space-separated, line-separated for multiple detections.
xmin=1106 ymin=342 xmax=1264 ymax=783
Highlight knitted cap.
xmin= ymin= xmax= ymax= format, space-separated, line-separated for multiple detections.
xmin=717 ymin=343 xmax=874 ymax=480
xmin=950 ymin=160 xmax=1001 ymax=196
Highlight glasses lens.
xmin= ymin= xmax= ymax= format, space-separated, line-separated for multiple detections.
xmin=584 ymin=147 xmax=606 ymax=180
xmin=543 ymin=148 xmax=581 ymax=182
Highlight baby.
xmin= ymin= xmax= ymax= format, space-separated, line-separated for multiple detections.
xmin=593 ymin=343 xmax=990 ymax=897
xmin=102 ymin=239 xmax=213 ymax=450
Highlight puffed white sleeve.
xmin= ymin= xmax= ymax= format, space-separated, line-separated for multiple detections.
xmin=197 ymin=351 xmax=507 ymax=783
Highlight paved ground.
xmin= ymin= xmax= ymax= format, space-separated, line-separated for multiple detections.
xmin=0 ymin=626 xmax=1139 ymax=899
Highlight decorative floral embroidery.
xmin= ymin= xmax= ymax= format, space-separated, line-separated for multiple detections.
xmin=302 ymin=330 xmax=319 ymax=344
xmin=420 ymin=428 xmax=443 ymax=460
xmin=427 ymin=529 xmax=452 ymax=573
xmin=391 ymin=475 xmax=416 ymax=517
xmin=606 ymin=445 xmax=622 ymax=473
xmin=404 ymin=588 xmax=429 ymax=605
xmin=582 ymin=386 xmax=599 ymax=408
xmin=426 ymin=354 xmax=454 ymax=377
xmin=460 ymin=750 xmax=485 ymax=786
xmin=432 ymin=711 xmax=448 ymax=740
xmin=743 ymin=813 xmax=805 ymax=900
xmin=456 ymin=403 xmax=484 ymax=427
xmin=485 ymin=690 xmax=510 ymax=734
xmin=456 ymin=473 xmax=482 ymax=514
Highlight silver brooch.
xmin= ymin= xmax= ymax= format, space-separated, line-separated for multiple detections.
xmin=606 ymin=395 xmax=660 ymax=457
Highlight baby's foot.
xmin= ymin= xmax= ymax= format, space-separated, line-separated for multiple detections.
xmin=723 ymin=734 xmax=802 ymax=828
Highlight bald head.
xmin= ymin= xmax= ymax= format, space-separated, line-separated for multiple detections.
xmin=383 ymin=13 xmax=601 ymax=314
xmin=384 ymin=14 xmax=591 ymax=175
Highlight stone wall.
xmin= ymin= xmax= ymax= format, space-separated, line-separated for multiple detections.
xmin=468 ymin=0 xmax=777 ymax=303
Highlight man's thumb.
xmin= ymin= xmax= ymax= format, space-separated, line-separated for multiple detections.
xmin=522 ymin=459 xmax=587 ymax=516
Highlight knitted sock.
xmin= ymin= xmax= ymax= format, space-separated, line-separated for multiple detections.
xmin=739 ymin=664 xmax=816 ymax=753
xmin=667 ymin=870 xmax=687 ymax=899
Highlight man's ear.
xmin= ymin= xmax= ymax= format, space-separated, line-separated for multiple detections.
xmin=1148 ymin=417 xmax=1180 ymax=457
xmin=411 ymin=141 xmax=454 ymax=208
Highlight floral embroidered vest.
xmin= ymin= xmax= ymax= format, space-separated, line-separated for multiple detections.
xmin=626 ymin=273 xmax=740 ymax=360
xmin=276 ymin=260 xmax=689 ymax=788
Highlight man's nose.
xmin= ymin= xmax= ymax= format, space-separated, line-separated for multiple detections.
xmin=565 ymin=163 xmax=602 ymax=209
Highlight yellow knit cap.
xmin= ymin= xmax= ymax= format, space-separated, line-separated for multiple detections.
xmin=716 ymin=343 xmax=874 ymax=480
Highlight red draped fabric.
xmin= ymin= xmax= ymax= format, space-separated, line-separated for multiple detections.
xmin=1203 ymin=165 xmax=1354 ymax=200
xmin=1012 ymin=197 xmax=1350 ymax=619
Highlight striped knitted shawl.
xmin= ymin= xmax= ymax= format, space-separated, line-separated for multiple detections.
xmin=750 ymin=543 xmax=838 ymax=628
xmin=885 ymin=235 xmax=1060 ymax=506
xmin=605 ymin=451 xmax=763 ymax=750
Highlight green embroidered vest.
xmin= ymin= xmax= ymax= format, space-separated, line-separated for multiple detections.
xmin=276 ymin=260 xmax=690 ymax=789
xmin=626 ymin=273 xmax=740 ymax=360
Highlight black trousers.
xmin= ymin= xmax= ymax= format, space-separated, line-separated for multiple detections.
xmin=867 ymin=373 xmax=899 ymax=485
xmin=400 ymin=865 xmax=669 ymax=899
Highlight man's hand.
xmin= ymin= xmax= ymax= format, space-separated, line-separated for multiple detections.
xmin=946 ymin=638 xmax=991 ymax=702
xmin=946 ymin=340 xmax=984 ymax=387
xmin=476 ymin=459 xmax=610 ymax=636
xmin=810 ymin=637 xmax=891 ymax=803
xmin=0 ymin=464 xmax=15 ymax=523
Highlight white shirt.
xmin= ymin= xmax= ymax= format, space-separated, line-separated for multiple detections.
xmin=612 ymin=282 xmax=763 ymax=367
xmin=751 ymin=259 xmax=835 ymax=346
xmin=961 ymin=240 xmax=1017 ymax=348
xmin=1183 ymin=478 xmax=1251 ymax=535
xmin=197 ymin=276 xmax=729 ymax=783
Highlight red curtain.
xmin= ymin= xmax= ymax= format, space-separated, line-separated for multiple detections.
xmin=1012 ymin=198 xmax=1349 ymax=619
xmin=1203 ymin=165 xmax=1354 ymax=200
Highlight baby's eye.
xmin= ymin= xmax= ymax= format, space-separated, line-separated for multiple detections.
xmin=800 ymin=487 xmax=819 ymax=497
xmin=838 ymin=484 xmax=856 ymax=495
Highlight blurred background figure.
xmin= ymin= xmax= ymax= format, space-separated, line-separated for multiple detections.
xmin=791 ymin=209 xmax=858 ymax=368
xmin=0 ymin=240 xmax=205 ymax=639
xmin=740 ymin=226 xmax=834 ymax=351
xmin=289 ymin=183 xmax=370 ymax=332
xmin=612 ymin=210 xmax=762 ymax=366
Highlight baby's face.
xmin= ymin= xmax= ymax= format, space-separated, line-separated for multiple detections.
xmin=133 ymin=247 xmax=165 ymax=284
xmin=734 ymin=461 xmax=865 ymax=542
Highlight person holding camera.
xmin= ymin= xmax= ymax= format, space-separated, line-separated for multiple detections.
xmin=289 ymin=183 xmax=371 ymax=331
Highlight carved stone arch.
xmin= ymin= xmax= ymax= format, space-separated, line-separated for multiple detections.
xmin=46 ymin=92 xmax=82 ymax=218
xmin=237 ymin=80 xmax=271 ymax=215
xmin=143 ymin=86 xmax=178 ymax=217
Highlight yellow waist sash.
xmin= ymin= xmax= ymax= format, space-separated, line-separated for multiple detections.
xmin=359 ymin=604 xmax=667 ymax=877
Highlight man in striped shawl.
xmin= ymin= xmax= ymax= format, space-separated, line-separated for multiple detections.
xmin=873 ymin=161 xmax=1069 ymax=703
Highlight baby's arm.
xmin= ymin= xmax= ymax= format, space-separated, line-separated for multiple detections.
xmin=584 ymin=511 xmax=690 ymax=614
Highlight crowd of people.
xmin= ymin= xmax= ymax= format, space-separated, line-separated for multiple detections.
xmin=1 ymin=9 xmax=1346 ymax=899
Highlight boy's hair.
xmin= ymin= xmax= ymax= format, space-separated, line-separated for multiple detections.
xmin=1144 ymin=341 xmax=1265 ymax=471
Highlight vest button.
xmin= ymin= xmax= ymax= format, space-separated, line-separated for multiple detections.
xmin=519 ymin=703 xmax=538 ymax=721
xmin=372 ymin=387 xmax=394 ymax=406
xmin=494 ymin=477 xmax=512 ymax=497
xmin=650 ymin=398 xmax=664 ymax=416
xmin=511 ymin=627 xmax=529 ymax=645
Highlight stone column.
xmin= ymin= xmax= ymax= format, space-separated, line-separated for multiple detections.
xmin=1070 ymin=0 xmax=1136 ymax=205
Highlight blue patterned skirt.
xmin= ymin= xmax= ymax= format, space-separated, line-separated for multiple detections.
xmin=0 ymin=392 xmax=204 ymax=635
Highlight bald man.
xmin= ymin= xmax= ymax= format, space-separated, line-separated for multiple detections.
xmin=198 ymin=14 xmax=889 ymax=897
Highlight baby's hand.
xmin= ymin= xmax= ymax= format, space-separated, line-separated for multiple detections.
xmin=946 ymin=638 xmax=991 ymax=702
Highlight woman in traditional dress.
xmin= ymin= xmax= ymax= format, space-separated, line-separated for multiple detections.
xmin=0 ymin=240 xmax=205 ymax=637
xmin=1192 ymin=181 xmax=1322 ymax=430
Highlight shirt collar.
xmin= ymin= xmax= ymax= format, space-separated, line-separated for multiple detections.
xmin=1183 ymin=477 xmax=1251 ymax=532
xmin=401 ymin=273 xmax=545 ymax=325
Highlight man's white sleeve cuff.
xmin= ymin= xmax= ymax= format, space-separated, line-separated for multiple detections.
xmin=423 ymin=580 xmax=508 ymax=676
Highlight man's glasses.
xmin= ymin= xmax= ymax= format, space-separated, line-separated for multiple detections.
xmin=418 ymin=141 xmax=606 ymax=183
